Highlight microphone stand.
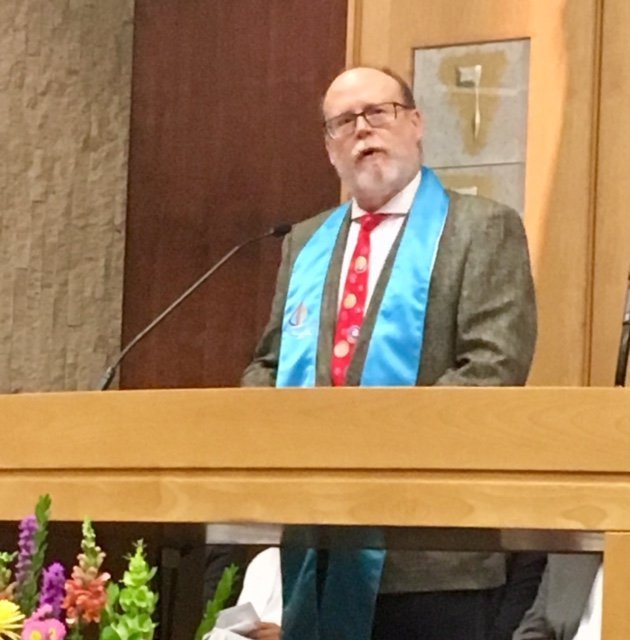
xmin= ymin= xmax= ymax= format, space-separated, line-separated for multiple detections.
xmin=98 ymin=224 xmax=290 ymax=390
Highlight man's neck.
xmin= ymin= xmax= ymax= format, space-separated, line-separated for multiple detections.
xmin=353 ymin=170 xmax=421 ymax=212
xmin=355 ymin=192 xmax=394 ymax=212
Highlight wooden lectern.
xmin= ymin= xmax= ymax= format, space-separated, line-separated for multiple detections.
xmin=1 ymin=387 xmax=630 ymax=638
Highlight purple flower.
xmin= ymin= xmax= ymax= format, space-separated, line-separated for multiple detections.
xmin=39 ymin=562 xmax=66 ymax=618
xmin=15 ymin=515 xmax=37 ymax=588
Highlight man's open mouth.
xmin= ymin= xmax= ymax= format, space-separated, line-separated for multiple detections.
xmin=357 ymin=147 xmax=383 ymax=161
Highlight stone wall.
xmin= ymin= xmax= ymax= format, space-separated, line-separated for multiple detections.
xmin=0 ymin=1 xmax=133 ymax=392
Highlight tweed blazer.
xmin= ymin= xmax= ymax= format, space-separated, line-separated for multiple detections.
xmin=242 ymin=189 xmax=537 ymax=592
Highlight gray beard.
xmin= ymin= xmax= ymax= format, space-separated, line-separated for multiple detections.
xmin=350 ymin=162 xmax=407 ymax=209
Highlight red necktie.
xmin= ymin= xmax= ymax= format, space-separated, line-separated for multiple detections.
xmin=331 ymin=213 xmax=389 ymax=386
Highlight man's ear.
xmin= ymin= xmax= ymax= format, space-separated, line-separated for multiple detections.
xmin=411 ymin=108 xmax=424 ymax=142
xmin=325 ymin=137 xmax=337 ymax=167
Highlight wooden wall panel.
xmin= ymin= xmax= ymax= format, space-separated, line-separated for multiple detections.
xmin=122 ymin=0 xmax=347 ymax=388
xmin=352 ymin=0 xmax=602 ymax=386
xmin=590 ymin=0 xmax=630 ymax=386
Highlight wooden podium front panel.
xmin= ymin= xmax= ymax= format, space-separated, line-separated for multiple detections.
xmin=2 ymin=387 xmax=629 ymax=471
xmin=0 ymin=387 xmax=629 ymax=530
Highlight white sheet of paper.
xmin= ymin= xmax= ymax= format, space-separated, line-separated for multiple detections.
xmin=215 ymin=602 xmax=260 ymax=635
xmin=204 ymin=629 xmax=249 ymax=640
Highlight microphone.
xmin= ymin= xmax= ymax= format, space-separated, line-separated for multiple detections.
xmin=98 ymin=223 xmax=292 ymax=390
xmin=615 ymin=269 xmax=630 ymax=386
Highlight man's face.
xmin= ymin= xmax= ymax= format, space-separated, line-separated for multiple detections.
xmin=322 ymin=68 xmax=423 ymax=206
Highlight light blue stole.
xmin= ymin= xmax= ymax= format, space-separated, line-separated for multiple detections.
xmin=276 ymin=167 xmax=449 ymax=640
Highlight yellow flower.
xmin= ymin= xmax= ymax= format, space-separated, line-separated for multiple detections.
xmin=0 ymin=600 xmax=24 ymax=640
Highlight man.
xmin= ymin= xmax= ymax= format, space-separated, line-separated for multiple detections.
xmin=242 ymin=66 xmax=540 ymax=640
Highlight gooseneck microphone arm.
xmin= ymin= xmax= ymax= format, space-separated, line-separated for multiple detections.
xmin=98 ymin=223 xmax=292 ymax=391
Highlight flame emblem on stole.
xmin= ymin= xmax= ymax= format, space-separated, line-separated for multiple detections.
xmin=289 ymin=302 xmax=308 ymax=328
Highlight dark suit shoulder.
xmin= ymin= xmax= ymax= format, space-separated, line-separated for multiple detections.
xmin=287 ymin=204 xmax=349 ymax=260
xmin=447 ymin=190 xmax=522 ymax=226
xmin=446 ymin=190 xmax=521 ymax=223
xmin=441 ymin=191 xmax=526 ymax=258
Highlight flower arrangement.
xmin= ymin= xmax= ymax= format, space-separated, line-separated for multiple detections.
xmin=0 ymin=496 xmax=242 ymax=640
xmin=0 ymin=496 xmax=159 ymax=640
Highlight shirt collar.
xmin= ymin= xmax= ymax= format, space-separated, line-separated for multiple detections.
xmin=350 ymin=170 xmax=422 ymax=220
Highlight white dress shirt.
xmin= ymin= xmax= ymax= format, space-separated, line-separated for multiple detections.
xmin=338 ymin=171 xmax=421 ymax=310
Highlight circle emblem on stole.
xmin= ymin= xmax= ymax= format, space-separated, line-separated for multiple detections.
xmin=347 ymin=325 xmax=360 ymax=344
xmin=354 ymin=256 xmax=368 ymax=273
xmin=334 ymin=340 xmax=350 ymax=358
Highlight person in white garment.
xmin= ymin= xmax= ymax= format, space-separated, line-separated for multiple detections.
xmin=237 ymin=548 xmax=282 ymax=640
xmin=513 ymin=555 xmax=602 ymax=640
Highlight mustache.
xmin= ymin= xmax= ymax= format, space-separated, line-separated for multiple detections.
xmin=352 ymin=143 xmax=385 ymax=161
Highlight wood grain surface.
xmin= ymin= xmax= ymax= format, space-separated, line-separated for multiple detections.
xmin=1 ymin=387 xmax=629 ymax=529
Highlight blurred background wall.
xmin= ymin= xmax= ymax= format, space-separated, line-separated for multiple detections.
xmin=0 ymin=1 xmax=133 ymax=393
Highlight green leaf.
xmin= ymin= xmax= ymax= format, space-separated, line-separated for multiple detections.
xmin=69 ymin=626 xmax=84 ymax=640
xmin=34 ymin=494 xmax=52 ymax=521
xmin=100 ymin=627 xmax=122 ymax=640
xmin=194 ymin=564 xmax=239 ymax=640
xmin=0 ymin=550 xmax=17 ymax=591
xmin=100 ymin=583 xmax=121 ymax=629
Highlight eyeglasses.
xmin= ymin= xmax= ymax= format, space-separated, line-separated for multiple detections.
xmin=324 ymin=102 xmax=414 ymax=139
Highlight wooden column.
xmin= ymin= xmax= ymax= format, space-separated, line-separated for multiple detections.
xmin=603 ymin=533 xmax=630 ymax=639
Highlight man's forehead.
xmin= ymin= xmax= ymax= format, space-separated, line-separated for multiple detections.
xmin=323 ymin=68 xmax=401 ymax=114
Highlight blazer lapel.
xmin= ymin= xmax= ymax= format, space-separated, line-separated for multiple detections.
xmin=315 ymin=213 xmax=351 ymax=385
